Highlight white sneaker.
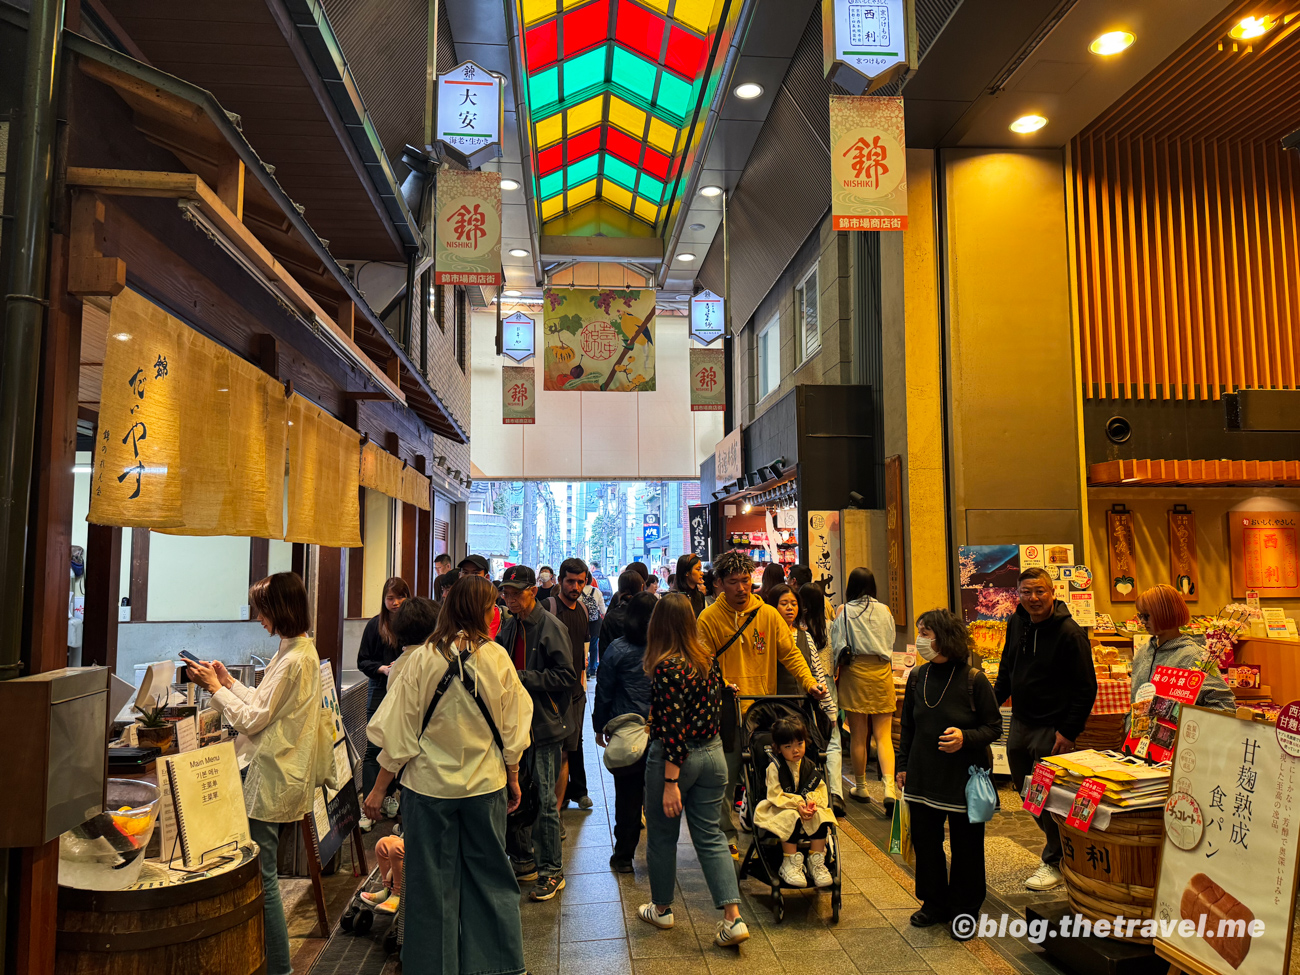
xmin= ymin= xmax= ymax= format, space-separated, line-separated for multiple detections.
xmin=714 ymin=917 xmax=750 ymax=947
xmin=779 ymin=853 xmax=808 ymax=887
xmin=850 ymin=783 xmax=870 ymax=802
xmin=807 ymin=852 xmax=833 ymax=888
xmin=638 ymin=903 xmax=674 ymax=929
xmin=1025 ymin=862 xmax=1064 ymax=891
xmin=382 ymin=794 xmax=401 ymax=819
xmin=358 ymin=816 xmax=374 ymax=833
xmin=359 ymin=887 xmax=390 ymax=906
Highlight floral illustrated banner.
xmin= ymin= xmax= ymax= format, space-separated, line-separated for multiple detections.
xmin=435 ymin=167 xmax=502 ymax=286
xmin=689 ymin=348 xmax=725 ymax=411
xmin=542 ymin=288 xmax=656 ymax=392
xmin=503 ymin=365 xmax=536 ymax=423
xmin=830 ymin=95 xmax=908 ymax=231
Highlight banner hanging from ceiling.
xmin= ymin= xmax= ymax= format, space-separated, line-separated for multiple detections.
xmin=285 ymin=394 xmax=362 ymax=549
xmin=689 ymin=290 xmax=725 ymax=345
xmin=501 ymin=311 xmax=536 ymax=362
xmin=503 ymin=365 xmax=536 ymax=423
xmin=689 ymin=348 xmax=725 ymax=412
xmin=542 ymin=288 xmax=656 ymax=392
xmin=435 ymin=168 xmax=502 ymax=286
xmin=830 ymin=95 xmax=908 ymax=231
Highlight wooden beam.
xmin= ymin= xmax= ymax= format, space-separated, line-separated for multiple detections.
xmin=292 ymin=542 xmax=307 ymax=581
xmin=343 ymin=391 xmax=390 ymax=400
xmin=347 ymin=488 xmax=365 ymax=618
xmin=315 ymin=547 xmax=346 ymax=687
xmin=401 ymin=498 xmax=417 ymax=594
xmin=215 ymin=156 xmax=245 ymax=221
xmin=250 ymin=537 xmax=269 ymax=587
xmin=415 ymin=455 xmax=432 ymax=598
xmin=83 ymin=523 xmax=121 ymax=669
xmin=337 ymin=299 xmax=354 ymax=341
xmin=68 ymin=193 xmax=125 ymax=296
xmin=129 ymin=528 xmax=150 ymax=621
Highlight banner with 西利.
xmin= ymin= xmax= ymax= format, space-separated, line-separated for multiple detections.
xmin=435 ymin=168 xmax=502 ymax=286
xmin=830 ymin=95 xmax=908 ymax=231
xmin=542 ymin=288 xmax=656 ymax=392
xmin=690 ymin=348 xmax=725 ymax=411
xmin=503 ymin=365 xmax=536 ymax=424
xmin=285 ymin=394 xmax=362 ymax=548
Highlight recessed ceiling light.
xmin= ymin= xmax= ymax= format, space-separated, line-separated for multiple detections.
xmin=734 ymin=82 xmax=764 ymax=99
xmin=1009 ymin=114 xmax=1047 ymax=134
xmin=508 ymin=248 xmax=529 ymax=257
xmin=113 ymin=332 xmax=131 ymax=341
xmin=1089 ymin=30 xmax=1135 ymax=55
xmin=503 ymin=289 xmax=522 ymax=297
xmin=499 ymin=178 xmax=520 ymax=191
xmin=678 ymin=253 xmax=697 ymax=262
xmin=689 ymin=222 xmax=705 ymax=231
xmin=675 ymin=294 xmax=691 ymax=300
xmin=699 ymin=185 xmax=723 ymax=197
xmin=1229 ymin=14 xmax=1278 ymax=39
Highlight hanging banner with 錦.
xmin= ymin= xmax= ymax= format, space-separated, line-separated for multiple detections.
xmin=503 ymin=365 xmax=536 ymax=424
xmin=542 ymin=289 xmax=656 ymax=392
xmin=689 ymin=348 xmax=725 ymax=412
xmin=830 ymin=95 xmax=907 ymax=231
xmin=285 ymin=395 xmax=362 ymax=548
xmin=435 ymin=168 xmax=502 ymax=286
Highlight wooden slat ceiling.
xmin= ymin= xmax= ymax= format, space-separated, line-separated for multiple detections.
xmin=102 ymin=0 xmax=405 ymax=262
xmin=1090 ymin=458 xmax=1300 ymax=486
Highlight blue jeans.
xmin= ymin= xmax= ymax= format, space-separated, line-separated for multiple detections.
xmin=402 ymin=787 xmax=526 ymax=975
xmin=506 ymin=741 xmax=564 ymax=878
xmin=825 ymin=685 xmax=844 ymax=799
xmin=249 ymin=819 xmax=292 ymax=975
xmin=644 ymin=737 xmax=740 ymax=910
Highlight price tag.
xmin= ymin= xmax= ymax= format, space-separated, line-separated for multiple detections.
xmin=1022 ymin=763 xmax=1056 ymax=816
xmin=1134 ymin=736 xmax=1151 ymax=759
xmin=1065 ymin=778 xmax=1107 ymax=832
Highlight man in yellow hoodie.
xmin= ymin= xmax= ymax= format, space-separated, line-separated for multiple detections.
xmin=698 ymin=551 xmax=825 ymax=852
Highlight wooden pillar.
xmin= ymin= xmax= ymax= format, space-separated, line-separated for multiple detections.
xmin=346 ymin=487 xmax=364 ymax=617
xmin=82 ymin=523 xmax=121 ymax=669
xmin=315 ymin=546 xmax=345 ymax=687
xmin=401 ymin=500 xmax=417 ymax=590
xmin=291 ymin=542 xmax=307 ymax=581
xmin=249 ymin=537 xmax=269 ymax=585
xmin=414 ymin=456 xmax=431 ymax=598
xmin=129 ymin=527 xmax=149 ymax=621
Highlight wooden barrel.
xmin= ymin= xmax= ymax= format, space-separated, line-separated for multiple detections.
xmin=56 ymin=853 xmax=265 ymax=975
xmin=1051 ymin=807 xmax=1164 ymax=943
xmin=1075 ymin=712 xmax=1127 ymax=751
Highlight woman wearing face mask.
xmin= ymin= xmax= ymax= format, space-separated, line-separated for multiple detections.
xmin=895 ymin=609 xmax=1002 ymax=939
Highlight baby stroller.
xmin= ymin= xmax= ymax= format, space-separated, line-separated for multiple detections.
xmin=736 ymin=695 xmax=842 ymax=923
xmin=340 ymin=824 xmax=403 ymax=956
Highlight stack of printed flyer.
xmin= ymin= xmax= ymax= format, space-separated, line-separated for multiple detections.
xmin=1039 ymin=749 xmax=1172 ymax=810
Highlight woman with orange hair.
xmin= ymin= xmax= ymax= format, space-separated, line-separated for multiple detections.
xmin=1129 ymin=585 xmax=1235 ymax=712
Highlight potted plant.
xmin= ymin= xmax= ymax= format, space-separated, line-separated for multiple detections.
xmin=134 ymin=705 xmax=174 ymax=753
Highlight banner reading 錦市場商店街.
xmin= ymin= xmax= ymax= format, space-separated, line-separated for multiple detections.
xmin=542 ymin=288 xmax=656 ymax=392
xmin=503 ymin=365 xmax=535 ymax=423
xmin=830 ymin=95 xmax=908 ymax=231
xmin=435 ymin=168 xmax=502 ymax=286
xmin=689 ymin=348 xmax=725 ymax=411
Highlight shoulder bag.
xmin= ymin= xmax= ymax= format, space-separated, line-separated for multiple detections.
xmin=714 ymin=608 xmax=759 ymax=752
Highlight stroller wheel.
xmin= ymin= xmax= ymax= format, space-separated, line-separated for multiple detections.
xmin=383 ymin=928 xmax=400 ymax=955
xmin=831 ymin=889 xmax=842 ymax=924
xmin=340 ymin=906 xmax=357 ymax=932
xmin=772 ymin=888 xmax=784 ymax=924
xmin=355 ymin=909 xmax=374 ymax=935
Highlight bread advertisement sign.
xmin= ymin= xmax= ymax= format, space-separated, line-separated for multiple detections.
xmin=1154 ymin=706 xmax=1300 ymax=975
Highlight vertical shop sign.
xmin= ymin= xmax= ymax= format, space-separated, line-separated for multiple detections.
xmin=822 ymin=0 xmax=917 ymax=90
xmin=502 ymin=365 xmax=535 ymax=424
xmin=435 ymin=61 xmax=503 ymax=168
xmin=714 ymin=427 xmax=743 ymax=492
xmin=435 ymin=168 xmax=502 ymax=286
xmin=689 ymin=290 xmax=725 ymax=345
xmin=542 ymin=288 xmax=657 ymax=391
xmin=690 ymin=348 xmax=726 ymax=411
xmin=1107 ymin=508 xmax=1137 ymax=602
xmin=830 ymin=95 xmax=908 ymax=230
xmin=1230 ymin=511 xmax=1300 ymax=599
xmin=807 ymin=511 xmax=843 ymax=603
xmin=688 ymin=504 xmax=711 ymax=561
xmin=885 ymin=454 xmax=906 ymax=625
xmin=1169 ymin=507 xmax=1199 ymax=600
xmin=501 ymin=312 xmax=535 ymax=363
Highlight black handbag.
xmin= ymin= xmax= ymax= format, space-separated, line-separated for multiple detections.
xmin=714 ymin=609 xmax=759 ymax=751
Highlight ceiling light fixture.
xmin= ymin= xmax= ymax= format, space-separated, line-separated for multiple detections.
xmin=1010 ymin=114 xmax=1048 ymax=134
xmin=508 ymin=248 xmax=529 ymax=257
xmin=503 ymin=289 xmax=522 ymax=297
xmin=113 ymin=332 xmax=131 ymax=341
xmin=734 ymin=82 xmax=764 ymax=99
xmin=1229 ymin=14 xmax=1278 ymax=39
xmin=688 ymin=222 xmax=705 ymax=231
xmin=675 ymin=294 xmax=691 ymax=300
xmin=699 ymin=185 xmax=723 ymax=197
xmin=499 ymin=178 xmax=520 ymax=191
xmin=1089 ymin=30 xmax=1135 ymax=55
xmin=678 ymin=253 xmax=696 ymax=262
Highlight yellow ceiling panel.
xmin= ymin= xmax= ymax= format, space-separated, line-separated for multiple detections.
xmin=569 ymin=178 xmax=598 ymax=208
xmin=646 ymin=116 xmax=678 ymax=154
xmin=541 ymin=193 xmax=565 ymax=221
xmin=602 ymin=181 xmax=634 ymax=212
xmin=520 ymin=0 xmax=556 ymax=28
xmin=536 ymin=113 xmax=563 ymax=148
xmin=671 ymin=0 xmax=716 ymax=34
xmin=566 ymin=96 xmax=604 ymax=136
xmin=607 ymin=96 xmax=646 ymax=137
xmin=634 ymin=198 xmax=659 ymax=224
xmin=641 ymin=0 xmax=670 ymax=12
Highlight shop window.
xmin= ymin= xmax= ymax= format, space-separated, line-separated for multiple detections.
xmin=796 ymin=266 xmax=819 ymax=362
xmin=757 ymin=312 xmax=780 ymax=401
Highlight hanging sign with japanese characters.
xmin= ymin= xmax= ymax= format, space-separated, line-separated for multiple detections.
xmin=502 ymin=365 xmax=536 ymax=424
xmin=1230 ymin=511 xmax=1300 ymax=599
xmin=688 ymin=504 xmax=711 ymax=561
xmin=689 ymin=348 xmax=725 ymax=412
xmin=1170 ymin=508 xmax=1199 ymax=600
xmin=502 ymin=311 xmax=536 ymax=363
xmin=807 ymin=510 xmax=843 ymax=605
xmin=1153 ymin=706 xmax=1300 ymax=975
xmin=689 ymin=290 xmax=725 ymax=345
xmin=542 ymin=288 xmax=656 ymax=392
xmin=435 ymin=168 xmax=502 ymax=286
xmin=822 ymin=0 xmax=917 ymax=89
xmin=435 ymin=60 xmax=503 ymax=168
xmin=830 ymin=95 xmax=908 ymax=231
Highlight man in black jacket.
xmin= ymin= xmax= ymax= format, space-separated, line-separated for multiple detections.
xmin=498 ymin=564 xmax=576 ymax=901
xmin=994 ymin=567 xmax=1097 ymax=891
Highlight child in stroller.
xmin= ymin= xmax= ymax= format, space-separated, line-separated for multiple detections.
xmin=754 ymin=716 xmax=836 ymax=888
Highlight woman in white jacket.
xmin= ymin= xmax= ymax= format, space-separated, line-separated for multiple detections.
xmin=187 ymin=572 xmax=322 ymax=975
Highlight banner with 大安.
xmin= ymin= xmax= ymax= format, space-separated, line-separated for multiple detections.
xmin=503 ymin=365 xmax=536 ymax=424
xmin=542 ymin=288 xmax=656 ymax=392
xmin=285 ymin=395 xmax=362 ymax=548
xmin=829 ymin=95 xmax=908 ymax=231
xmin=435 ymin=168 xmax=502 ymax=286
xmin=689 ymin=348 xmax=725 ymax=411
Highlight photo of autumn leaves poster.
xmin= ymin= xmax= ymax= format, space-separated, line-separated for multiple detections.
xmin=543 ymin=288 xmax=656 ymax=392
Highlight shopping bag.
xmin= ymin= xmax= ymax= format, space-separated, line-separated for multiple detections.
xmin=888 ymin=789 xmax=914 ymax=864
xmin=966 ymin=765 xmax=1000 ymax=823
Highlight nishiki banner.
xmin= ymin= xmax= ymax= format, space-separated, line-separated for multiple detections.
xmin=830 ymin=95 xmax=907 ymax=231
xmin=502 ymin=365 xmax=536 ymax=424
xmin=542 ymin=288 xmax=656 ymax=392
xmin=689 ymin=348 xmax=725 ymax=411
xmin=435 ymin=168 xmax=502 ymax=286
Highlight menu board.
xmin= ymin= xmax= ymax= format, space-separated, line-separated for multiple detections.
xmin=1230 ymin=512 xmax=1300 ymax=599
xmin=309 ymin=661 xmax=360 ymax=865
xmin=1153 ymin=706 xmax=1300 ymax=975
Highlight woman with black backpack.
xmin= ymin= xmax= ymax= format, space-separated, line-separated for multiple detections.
xmin=365 ymin=575 xmax=534 ymax=975
xmin=895 ymin=609 xmax=1003 ymax=941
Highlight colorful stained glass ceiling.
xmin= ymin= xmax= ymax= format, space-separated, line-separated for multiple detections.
xmin=519 ymin=0 xmax=724 ymax=229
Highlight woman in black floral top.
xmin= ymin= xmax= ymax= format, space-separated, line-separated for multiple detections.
xmin=637 ymin=595 xmax=751 ymax=948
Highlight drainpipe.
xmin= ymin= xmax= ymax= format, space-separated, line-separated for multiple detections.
xmin=0 ymin=0 xmax=67 ymax=964
xmin=722 ymin=189 xmax=733 ymax=436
